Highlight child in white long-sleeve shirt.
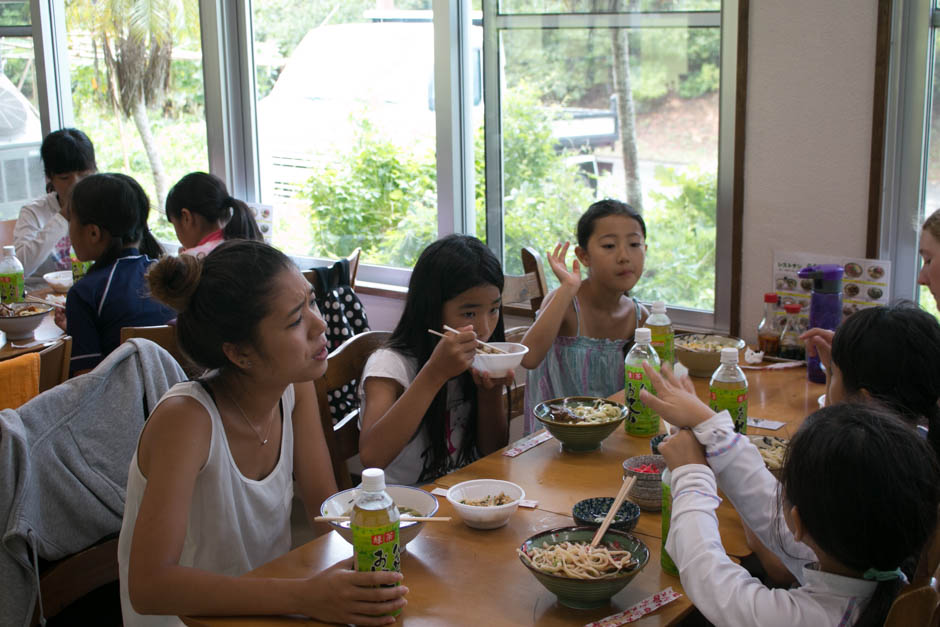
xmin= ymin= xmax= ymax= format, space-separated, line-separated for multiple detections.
xmin=641 ymin=363 xmax=939 ymax=627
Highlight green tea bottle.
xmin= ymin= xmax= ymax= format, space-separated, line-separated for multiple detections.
xmin=645 ymin=301 xmax=674 ymax=366
xmin=351 ymin=468 xmax=402 ymax=616
xmin=661 ymin=466 xmax=679 ymax=576
xmin=0 ymin=246 xmax=25 ymax=304
xmin=624 ymin=327 xmax=661 ymax=437
xmin=708 ymin=347 xmax=749 ymax=434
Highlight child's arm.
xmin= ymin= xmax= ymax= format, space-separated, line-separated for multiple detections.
xmin=521 ymin=242 xmax=581 ymax=369
xmin=472 ymin=370 xmax=513 ymax=455
xmin=128 ymin=396 xmax=406 ymax=625
xmin=359 ymin=328 xmax=478 ymax=469
xmin=291 ymin=380 xmax=339 ymax=536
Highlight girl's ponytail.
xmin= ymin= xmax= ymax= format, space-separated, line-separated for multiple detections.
xmin=222 ymin=196 xmax=263 ymax=241
xmin=853 ymin=577 xmax=905 ymax=627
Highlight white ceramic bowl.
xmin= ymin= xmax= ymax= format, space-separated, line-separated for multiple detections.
xmin=472 ymin=342 xmax=529 ymax=377
xmin=446 ymin=479 xmax=525 ymax=529
xmin=0 ymin=303 xmax=52 ymax=340
xmin=43 ymin=270 xmax=73 ymax=293
xmin=320 ymin=484 xmax=439 ymax=548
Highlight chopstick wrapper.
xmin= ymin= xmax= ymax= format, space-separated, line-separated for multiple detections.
xmin=503 ymin=429 xmax=553 ymax=457
xmin=584 ymin=587 xmax=682 ymax=627
xmin=430 ymin=487 xmax=538 ymax=508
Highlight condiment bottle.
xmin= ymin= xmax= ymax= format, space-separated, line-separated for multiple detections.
xmin=797 ymin=264 xmax=844 ymax=383
xmin=645 ymin=301 xmax=674 ymax=366
xmin=661 ymin=466 xmax=679 ymax=576
xmin=0 ymin=245 xmax=25 ymax=304
xmin=624 ymin=327 xmax=661 ymax=437
xmin=708 ymin=347 xmax=748 ymax=434
xmin=757 ymin=292 xmax=779 ymax=356
xmin=778 ymin=303 xmax=805 ymax=361
xmin=351 ymin=468 xmax=402 ymax=615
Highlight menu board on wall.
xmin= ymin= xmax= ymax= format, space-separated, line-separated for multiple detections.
xmin=247 ymin=203 xmax=274 ymax=243
xmin=772 ymin=251 xmax=891 ymax=329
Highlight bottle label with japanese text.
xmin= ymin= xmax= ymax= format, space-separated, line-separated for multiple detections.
xmin=625 ymin=364 xmax=660 ymax=436
xmin=352 ymin=521 xmax=402 ymax=615
xmin=709 ymin=387 xmax=748 ymax=434
xmin=0 ymin=272 xmax=24 ymax=303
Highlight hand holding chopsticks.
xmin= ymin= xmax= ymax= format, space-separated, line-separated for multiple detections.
xmin=590 ymin=475 xmax=637 ymax=549
xmin=427 ymin=325 xmax=506 ymax=354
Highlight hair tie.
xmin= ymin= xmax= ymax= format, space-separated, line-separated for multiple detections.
xmin=224 ymin=195 xmax=235 ymax=207
xmin=862 ymin=567 xmax=907 ymax=582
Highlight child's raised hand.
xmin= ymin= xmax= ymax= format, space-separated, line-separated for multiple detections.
xmin=638 ymin=361 xmax=714 ymax=428
xmin=658 ymin=429 xmax=707 ymax=470
xmin=427 ymin=325 xmax=478 ymax=382
xmin=547 ymin=242 xmax=581 ymax=292
xmin=303 ymin=558 xmax=407 ymax=625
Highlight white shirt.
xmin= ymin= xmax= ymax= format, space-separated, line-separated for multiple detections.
xmin=357 ymin=348 xmax=473 ymax=485
xmin=118 ymin=382 xmax=295 ymax=627
xmin=665 ymin=411 xmax=876 ymax=627
xmin=13 ymin=192 xmax=69 ymax=277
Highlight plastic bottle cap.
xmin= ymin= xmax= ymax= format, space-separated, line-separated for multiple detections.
xmin=1 ymin=246 xmax=13 ymax=257
xmin=720 ymin=347 xmax=739 ymax=364
xmin=651 ymin=301 xmax=666 ymax=314
xmin=764 ymin=292 xmax=778 ymax=303
xmin=783 ymin=303 xmax=802 ymax=314
xmin=360 ymin=468 xmax=386 ymax=492
xmin=634 ymin=327 xmax=651 ymax=344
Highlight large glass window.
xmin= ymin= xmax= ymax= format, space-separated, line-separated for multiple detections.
xmin=64 ymin=0 xmax=209 ymax=240
xmin=252 ymin=1 xmax=438 ymax=268
xmin=921 ymin=27 xmax=940 ymax=316
xmin=484 ymin=1 xmax=728 ymax=322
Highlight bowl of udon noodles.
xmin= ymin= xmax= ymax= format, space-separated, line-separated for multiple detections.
xmin=675 ymin=333 xmax=747 ymax=378
xmin=0 ymin=302 xmax=53 ymax=340
xmin=446 ymin=479 xmax=525 ymax=529
xmin=533 ymin=397 xmax=628 ymax=452
xmin=320 ymin=484 xmax=439 ymax=549
xmin=518 ymin=525 xmax=649 ymax=609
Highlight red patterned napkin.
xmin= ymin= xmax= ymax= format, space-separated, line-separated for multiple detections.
xmin=583 ymin=587 xmax=682 ymax=627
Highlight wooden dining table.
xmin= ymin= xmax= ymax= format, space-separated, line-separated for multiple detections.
xmin=182 ymin=364 xmax=824 ymax=627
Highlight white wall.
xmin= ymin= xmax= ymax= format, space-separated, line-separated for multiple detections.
xmin=361 ymin=0 xmax=881 ymax=343
xmin=739 ymin=0 xmax=877 ymax=342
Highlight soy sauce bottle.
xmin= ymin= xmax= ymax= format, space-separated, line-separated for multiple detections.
xmin=779 ymin=303 xmax=805 ymax=361
xmin=351 ymin=468 xmax=402 ymax=615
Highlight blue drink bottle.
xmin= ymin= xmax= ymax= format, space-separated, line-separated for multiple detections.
xmin=797 ymin=264 xmax=844 ymax=384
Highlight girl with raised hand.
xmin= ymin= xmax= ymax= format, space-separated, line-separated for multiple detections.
xmin=358 ymin=234 xmax=512 ymax=485
xmin=641 ymin=363 xmax=939 ymax=627
xmin=165 ymin=171 xmax=263 ymax=258
xmin=62 ymin=173 xmax=173 ymax=374
xmin=119 ymin=240 xmax=407 ymax=626
xmin=520 ymin=198 xmax=648 ymax=434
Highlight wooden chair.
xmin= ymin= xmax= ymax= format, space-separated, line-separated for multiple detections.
xmin=38 ymin=335 xmax=71 ymax=393
xmin=120 ymin=325 xmax=202 ymax=377
xmin=503 ymin=246 xmax=548 ymax=318
xmin=302 ymin=247 xmax=362 ymax=291
xmin=30 ymin=536 xmax=120 ymax=626
xmin=0 ymin=218 xmax=16 ymax=247
xmin=314 ymin=330 xmax=389 ymax=490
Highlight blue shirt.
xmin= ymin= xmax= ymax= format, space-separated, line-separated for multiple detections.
xmin=66 ymin=248 xmax=175 ymax=373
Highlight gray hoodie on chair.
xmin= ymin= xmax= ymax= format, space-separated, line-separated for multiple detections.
xmin=0 ymin=338 xmax=186 ymax=627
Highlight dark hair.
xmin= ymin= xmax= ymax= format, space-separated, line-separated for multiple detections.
xmin=779 ymin=404 xmax=940 ymax=627
xmin=147 ymin=240 xmax=294 ymax=370
xmin=40 ymin=128 xmax=96 ymax=178
xmin=831 ymin=301 xmax=940 ymax=462
xmin=576 ymin=198 xmax=646 ymax=248
xmin=387 ymin=234 xmax=505 ymax=482
xmin=70 ymin=173 xmax=163 ymax=271
xmin=165 ymin=172 xmax=262 ymax=242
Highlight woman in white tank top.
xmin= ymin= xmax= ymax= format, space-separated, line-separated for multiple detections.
xmin=118 ymin=241 xmax=407 ymax=626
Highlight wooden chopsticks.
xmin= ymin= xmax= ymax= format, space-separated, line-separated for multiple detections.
xmin=427 ymin=325 xmax=507 ymax=354
xmin=314 ymin=515 xmax=451 ymax=523
xmin=590 ymin=475 xmax=637 ymax=549
xmin=25 ymin=294 xmax=65 ymax=310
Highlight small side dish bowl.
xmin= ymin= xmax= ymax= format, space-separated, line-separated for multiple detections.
xmin=622 ymin=455 xmax=666 ymax=512
xmin=43 ymin=270 xmax=73 ymax=293
xmin=320 ymin=485 xmax=439 ymax=548
xmin=675 ymin=334 xmax=746 ymax=378
xmin=649 ymin=433 xmax=667 ymax=455
xmin=472 ymin=342 xmax=528 ymax=377
xmin=533 ymin=397 xmax=628 ymax=452
xmin=748 ymin=435 xmax=788 ymax=480
xmin=572 ymin=497 xmax=641 ymax=533
xmin=518 ymin=525 xmax=649 ymax=609
xmin=0 ymin=303 xmax=53 ymax=340
xmin=446 ymin=479 xmax=525 ymax=529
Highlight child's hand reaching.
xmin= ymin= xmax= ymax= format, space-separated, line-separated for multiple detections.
xmin=659 ymin=429 xmax=707 ymax=470
xmin=638 ymin=361 xmax=714 ymax=428
xmin=547 ymin=242 xmax=582 ymax=293
xmin=799 ymin=327 xmax=834 ymax=367
xmin=427 ymin=325 xmax=478 ymax=382
xmin=54 ymin=307 xmax=67 ymax=331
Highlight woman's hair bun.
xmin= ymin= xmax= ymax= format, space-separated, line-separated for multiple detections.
xmin=147 ymin=254 xmax=203 ymax=312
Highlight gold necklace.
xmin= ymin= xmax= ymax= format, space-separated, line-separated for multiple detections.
xmin=222 ymin=387 xmax=275 ymax=446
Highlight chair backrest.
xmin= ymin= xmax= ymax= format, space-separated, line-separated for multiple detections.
xmin=120 ymin=325 xmax=202 ymax=377
xmin=30 ymin=536 xmax=119 ymax=626
xmin=302 ymin=247 xmax=362 ymax=292
xmin=884 ymin=532 xmax=940 ymax=627
xmin=314 ymin=330 xmax=390 ymax=490
xmin=38 ymin=336 xmax=71 ymax=393
xmin=0 ymin=218 xmax=16 ymax=247
xmin=503 ymin=246 xmax=548 ymax=318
